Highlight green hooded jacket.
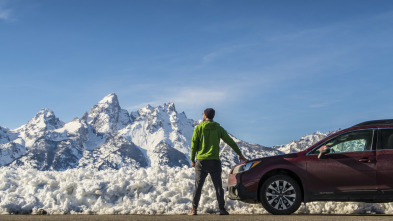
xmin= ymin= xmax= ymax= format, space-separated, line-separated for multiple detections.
xmin=190 ymin=121 xmax=242 ymax=161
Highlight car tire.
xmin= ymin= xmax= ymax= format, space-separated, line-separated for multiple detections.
xmin=260 ymin=174 xmax=302 ymax=215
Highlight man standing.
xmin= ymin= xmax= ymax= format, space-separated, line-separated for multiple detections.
xmin=189 ymin=108 xmax=247 ymax=215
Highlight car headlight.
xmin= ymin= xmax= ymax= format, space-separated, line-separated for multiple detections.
xmin=232 ymin=161 xmax=261 ymax=174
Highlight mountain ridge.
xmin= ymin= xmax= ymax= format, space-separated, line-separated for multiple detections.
xmin=0 ymin=93 xmax=330 ymax=170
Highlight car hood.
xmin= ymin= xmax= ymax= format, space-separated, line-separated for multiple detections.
xmin=233 ymin=153 xmax=299 ymax=167
xmin=255 ymin=152 xmax=298 ymax=161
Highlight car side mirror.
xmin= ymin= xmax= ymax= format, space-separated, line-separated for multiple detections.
xmin=318 ymin=145 xmax=331 ymax=159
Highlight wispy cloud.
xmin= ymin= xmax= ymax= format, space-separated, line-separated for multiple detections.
xmin=0 ymin=0 xmax=13 ymax=21
xmin=125 ymin=88 xmax=228 ymax=112
xmin=202 ymin=44 xmax=253 ymax=64
xmin=309 ymin=102 xmax=331 ymax=108
xmin=123 ymin=83 xmax=245 ymax=115
xmin=0 ymin=9 xmax=11 ymax=21
xmin=170 ymin=87 xmax=229 ymax=106
xmin=202 ymin=46 xmax=235 ymax=64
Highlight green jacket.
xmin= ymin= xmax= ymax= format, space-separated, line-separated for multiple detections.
xmin=190 ymin=121 xmax=242 ymax=161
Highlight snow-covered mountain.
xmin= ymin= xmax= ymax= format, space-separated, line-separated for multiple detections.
xmin=273 ymin=131 xmax=335 ymax=154
xmin=0 ymin=93 xmax=330 ymax=171
xmin=87 ymin=93 xmax=131 ymax=134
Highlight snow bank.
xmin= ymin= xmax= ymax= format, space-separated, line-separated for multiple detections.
xmin=0 ymin=167 xmax=393 ymax=215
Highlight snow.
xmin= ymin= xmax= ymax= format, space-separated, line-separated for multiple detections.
xmin=13 ymin=108 xmax=64 ymax=148
xmin=2 ymin=93 xmax=392 ymax=215
xmin=118 ymin=102 xmax=194 ymax=168
xmin=0 ymin=94 xmax=200 ymax=170
xmin=0 ymin=127 xmax=10 ymax=144
xmin=87 ymin=93 xmax=129 ymax=134
xmin=273 ymin=131 xmax=335 ymax=153
xmin=83 ymin=130 xmax=106 ymax=151
xmin=0 ymin=142 xmax=26 ymax=166
xmin=54 ymin=120 xmax=83 ymax=136
xmin=1 ymin=166 xmax=393 ymax=215
xmin=97 ymin=93 xmax=117 ymax=104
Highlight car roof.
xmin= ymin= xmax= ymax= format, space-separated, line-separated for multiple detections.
xmin=352 ymin=119 xmax=393 ymax=127
xmin=302 ymin=119 xmax=393 ymax=154
xmin=300 ymin=119 xmax=393 ymax=154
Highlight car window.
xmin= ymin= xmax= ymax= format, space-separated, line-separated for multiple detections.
xmin=378 ymin=129 xmax=393 ymax=150
xmin=311 ymin=130 xmax=373 ymax=154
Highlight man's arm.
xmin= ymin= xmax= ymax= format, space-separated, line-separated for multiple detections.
xmin=220 ymin=127 xmax=243 ymax=156
xmin=190 ymin=127 xmax=199 ymax=167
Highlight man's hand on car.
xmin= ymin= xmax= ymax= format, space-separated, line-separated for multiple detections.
xmin=239 ymin=155 xmax=248 ymax=162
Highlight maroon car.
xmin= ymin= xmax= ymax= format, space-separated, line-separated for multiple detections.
xmin=228 ymin=120 xmax=393 ymax=215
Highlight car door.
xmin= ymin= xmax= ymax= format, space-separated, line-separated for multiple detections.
xmin=305 ymin=129 xmax=377 ymax=200
xmin=376 ymin=128 xmax=393 ymax=194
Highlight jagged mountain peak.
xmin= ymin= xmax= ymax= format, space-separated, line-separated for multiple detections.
xmin=97 ymin=93 xmax=119 ymax=105
xmin=8 ymin=108 xmax=65 ymax=148
xmin=37 ymin=108 xmax=54 ymax=115
xmin=119 ymin=102 xmax=196 ymax=161
xmin=90 ymin=93 xmax=121 ymax=115
xmin=160 ymin=102 xmax=176 ymax=113
xmin=26 ymin=108 xmax=64 ymax=131
xmin=157 ymin=102 xmax=175 ymax=110
xmin=136 ymin=102 xmax=177 ymax=118
xmin=137 ymin=104 xmax=154 ymax=115
xmin=151 ymin=103 xmax=177 ymax=116
xmin=34 ymin=108 xmax=55 ymax=120
xmin=88 ymin=93 xmax=130 ymax=134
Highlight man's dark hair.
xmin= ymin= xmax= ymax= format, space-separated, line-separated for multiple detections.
xmin=204 ymin=108 xmax=215 ymax=120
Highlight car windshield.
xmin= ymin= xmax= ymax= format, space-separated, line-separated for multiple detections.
xmin=311 ymin=130 xmax=373 ymax=154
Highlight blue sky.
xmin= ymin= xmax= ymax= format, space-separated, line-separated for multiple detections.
xmin=1 ymin=0 xmax=393 ymax=146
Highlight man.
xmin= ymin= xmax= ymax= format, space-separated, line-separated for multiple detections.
xmin=189 ymin=108 xmax=248 ymax=215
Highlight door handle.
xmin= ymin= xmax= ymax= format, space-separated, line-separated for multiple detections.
xmin=359 ymin=158 xmax=374 ymax=163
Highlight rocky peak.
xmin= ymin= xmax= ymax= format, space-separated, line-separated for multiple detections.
xmin=26 ymin=108 xmax=64 ymax=131
xmin=135 ymin=103 xmax=177 ymax=119
xmin=98 ymin=93 xmax=119 ymax=106
xmin=89 ymin=93 xmax=121 ymax=115
xmin=88 ymin=93 xmax=130 ymax=134
xmin=81 ymin=112 xmax=89 ymax=123
xmin=12 ymin=108 xmax=64 ymax=148
xmin=136 ymin=104 xmax=154 ymax=117
xmin=164 ymin=102 xmax=176 ymax=113
xmin=156 ymin=103 xmax=177 ymax=114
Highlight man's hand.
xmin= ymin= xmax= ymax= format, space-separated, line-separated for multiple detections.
xmin=239 ymin=155 xmax=248 ymax=162
xmin=191 ymin=161 xmax=195 ymax=168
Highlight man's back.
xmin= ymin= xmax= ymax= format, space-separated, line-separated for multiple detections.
xmin=191 ymin=121 xmax=242 ymax=161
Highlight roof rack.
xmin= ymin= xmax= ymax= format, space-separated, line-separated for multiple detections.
xmin=353 ymin=119 xmax=393 ymax=127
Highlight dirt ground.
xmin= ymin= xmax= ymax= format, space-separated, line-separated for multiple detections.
xmin=1 ymin=214 xmax=393 ymax=221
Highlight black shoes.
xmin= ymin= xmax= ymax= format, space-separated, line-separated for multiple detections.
xmin=188 ymin=208 xmax=229 ymax=215
xmin=219 ymin=208 xmax=229 ymax=215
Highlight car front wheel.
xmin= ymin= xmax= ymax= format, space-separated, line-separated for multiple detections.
xmin=260 ymin=174 xmax=301 ymax=215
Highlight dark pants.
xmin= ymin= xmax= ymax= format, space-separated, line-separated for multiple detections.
xmin=192 ymin=159 xmax=225 ymax=209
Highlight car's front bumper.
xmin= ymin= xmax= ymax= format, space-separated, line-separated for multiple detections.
xmin=227 ymin=173 xmax=259 ymax=203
